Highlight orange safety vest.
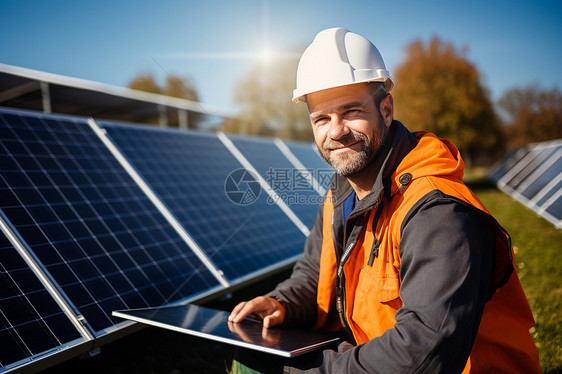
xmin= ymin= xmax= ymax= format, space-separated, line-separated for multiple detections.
xmin=315 ymin=132 xmax=540 ymax=373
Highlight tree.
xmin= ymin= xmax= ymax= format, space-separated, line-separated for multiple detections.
xmin=228 ymin=53 xmax=313 ymax=141
xmin=498 ymin=86 xmax=562 ymax=149
xmin=127 ymin=73 xmax=201 ymax=128
xmin=128 ymin=73 xmax=162 ymax=94
xmin=392 ymin=37 xmax=504 ymax=165
xmin=128 ymin=73 xmax=199 ymax=101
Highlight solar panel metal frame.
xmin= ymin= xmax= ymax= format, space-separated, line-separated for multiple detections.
xmin=488 ymin=146 xmax=531 ymax=184
xmin=98 ymin=121 xmax=307 ymax=288
xmin=490 ymin=139 xmax=562 ymax=229
xmin=223 ymin=133 xmax=321 ymax=231
xmin=218 ymin=132 xmax=311 ymax=236
xmin=537 ymin=181 xmax=562 ymax=225
xmin=521 ymin=149 xmax=562 ymax=204
xmin=0 ymin=215 xmax=90 ymax=373
xmin=274 ymin=138 xmax=327 ymax=197
xmin=281 ymin=139 xmax=334 ymax=193
xmin=88 ymin=118 xmax=229 ymax=288
xmin=532 ymin=173 xmax=562 ymax=208
xmin=0 ymin=108 xmax=230 ymax=372
xmin=0 ymin=109 xmax=225 ymax=325
xmin=0 ymin=111 xmax=96 ymax=372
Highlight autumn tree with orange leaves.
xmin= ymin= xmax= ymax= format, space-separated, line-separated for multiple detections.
xmin=127 ymin=73 xmax=202 ymax=129
xmin=498 ymin=86 xmax=562 ymax=150
xmin=392 ymin=37 xmax=504 ymax=165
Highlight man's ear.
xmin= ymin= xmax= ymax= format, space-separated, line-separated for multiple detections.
xmin=380 ymin=94 xmax=394 ymax=128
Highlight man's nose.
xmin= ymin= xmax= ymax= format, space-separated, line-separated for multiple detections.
xmin=328 ymin=116 xmax=349 ymax=140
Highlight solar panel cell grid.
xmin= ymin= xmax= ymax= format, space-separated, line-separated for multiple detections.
xmin=228 ymin=136 xmax=321 ymax=230
xmin=0 ymin=229 xmax=82 ymax=370
xmin=535 ymin=178 xmax=562 ymax=207
xmin=490 ymin=140 xmax=562 ymax=228
xmin=544 ymin=194 xmax=562 ymax=220
xmin=504 ymin=147 xmax=552 ymax=190
xmin=0 ymin=110 xmax=220 ymax=334
xmin=101 ymin=122 xmax=306 ymax=283
xmin=283 ymin=140 xmax=333 ymax=192
xmin=488 ymin=148 xmax=530 ymax=184
xmin=521 ymin=154 xmax=562 ymax=200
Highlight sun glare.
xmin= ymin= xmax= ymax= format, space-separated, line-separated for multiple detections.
xmin=258 ymin=46 xmax=273 ymax=64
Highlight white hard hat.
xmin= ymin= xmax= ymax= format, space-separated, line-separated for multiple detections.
xmin=292 ymin=28 xmax=394 ymax=103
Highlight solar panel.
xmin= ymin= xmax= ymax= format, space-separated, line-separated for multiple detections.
xmin=99 ymin=121 xmax=307 ymax=283
xmin=488 ymin=147 xmax=531 ymax=184
xmin=535 ymin=177 xmax=562 ymax=208
xmin=0 ymin=225 xmax=84 ymax=371
xmin=521 ymin=150 xmax=562 ymax=200
xmin=282 ymin=140 xmax=333 ymax=192
xmin=543 ymin=190 xmax=562 ymax=221
xmin=0 ymin=108 xmax=222 ymax=335
xmin=490 ymin=139 xmax=562 ymax=229
xmin=227 ymin=135 xmax=321 ymax=230
xmin=503 ymin=147 xmax=557 ymax=191
xmin=0 ymin=108 xmax=324 ymax=371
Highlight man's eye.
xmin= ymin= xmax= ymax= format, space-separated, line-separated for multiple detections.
xmin=314 ymin=118 xmax=329 ymax=125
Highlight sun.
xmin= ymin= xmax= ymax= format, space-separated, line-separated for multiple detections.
xmin=258 ymin=46 xmax=274 ymax=65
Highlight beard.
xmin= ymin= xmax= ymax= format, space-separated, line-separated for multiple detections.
xmin=317 ymin=115 xmax=388 ymax=177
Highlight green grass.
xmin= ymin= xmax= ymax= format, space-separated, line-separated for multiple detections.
xmin=466 ymin=172 xmax=562 ymax=373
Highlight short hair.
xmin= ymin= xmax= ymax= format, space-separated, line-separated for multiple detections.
xmin=368 ymin=82 xmax=388 ymax=107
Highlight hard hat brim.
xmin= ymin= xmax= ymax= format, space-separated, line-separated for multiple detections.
xmin=292 ymin=76 xmax=394 ymax=103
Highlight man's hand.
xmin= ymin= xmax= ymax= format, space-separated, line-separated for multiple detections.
xmin=228 ymin=296 xmax=286 ymax=328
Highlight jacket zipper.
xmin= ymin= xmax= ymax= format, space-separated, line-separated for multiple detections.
xmin=336 ymin=210 xmax=367 ymax=336
xmin=336 ymin=239 xmax=355 ymax=333
xmin=336 ymin=196 xmax=381 ymax=337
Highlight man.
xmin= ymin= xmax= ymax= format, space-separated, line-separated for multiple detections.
xmin=229 ymin=28 xmax=539 ymax=373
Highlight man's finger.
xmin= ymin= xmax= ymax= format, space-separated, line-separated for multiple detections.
xmin=263 ymin=307 xmax=284 ymax=328
xmin=229 ymin=300 xmax=260 ymax=323
xmin=228 ymin=301 xmax=247 ymax=322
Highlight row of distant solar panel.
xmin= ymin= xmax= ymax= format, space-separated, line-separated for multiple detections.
xmin=0 ymin=107 xmax=332 ymax=372
xmin=488 ymin=139 xmax=562 ymax=229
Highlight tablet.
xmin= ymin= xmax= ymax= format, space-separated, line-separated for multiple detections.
xmin=112 ymin=304 xmax=339 ymax=358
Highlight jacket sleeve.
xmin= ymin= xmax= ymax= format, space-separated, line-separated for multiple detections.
xmin=266 ymin=201 xmax=325 ymax=327
xmin=288 ymin=193 xmax=496 ymax=373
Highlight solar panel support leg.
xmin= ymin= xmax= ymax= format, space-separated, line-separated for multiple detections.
xmin=158 ymin=105 xmax=168 ymax=127
xmin=40 ymin=81 xmax=51 ymax=113
xmin=178 ymin=109 xmax=188 ymax=129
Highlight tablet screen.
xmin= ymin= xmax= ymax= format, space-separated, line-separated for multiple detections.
xmin=113 ymin=304 xmax=340 ymax=357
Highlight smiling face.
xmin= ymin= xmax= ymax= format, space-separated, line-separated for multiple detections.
xmin=308 ymin=83 xmax=392 ymax=177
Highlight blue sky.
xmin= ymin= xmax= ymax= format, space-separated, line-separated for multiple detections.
xmin=1 ymin=0 xmax=561 ymax=114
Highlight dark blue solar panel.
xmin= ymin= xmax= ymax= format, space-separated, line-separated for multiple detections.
xmin=0 ymin=109 xmax=220 ymax=333
xmin=228 ymin=136 xmax=321 ymax=230
xmin=505 ymin=147 xmax=554 ymax=190
xmin=521 ymin=153 xmax=562 ymax=199
xmin=0 ymin=226 xmax=82 ymax=371
xmin=536 ymin=178 xmax=562 ymax=207
xmin=491 ymin=140 xmax=562 ymax=228
xmin=283 ymin=140 xmax=333 ymax=192
xmin=544 ymin=194 xmax=562 ymax=220
xmin=488 ymin=147 xmax=530 ymax=184
xmin=100 ymin=122 xmax=306 ymax=283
